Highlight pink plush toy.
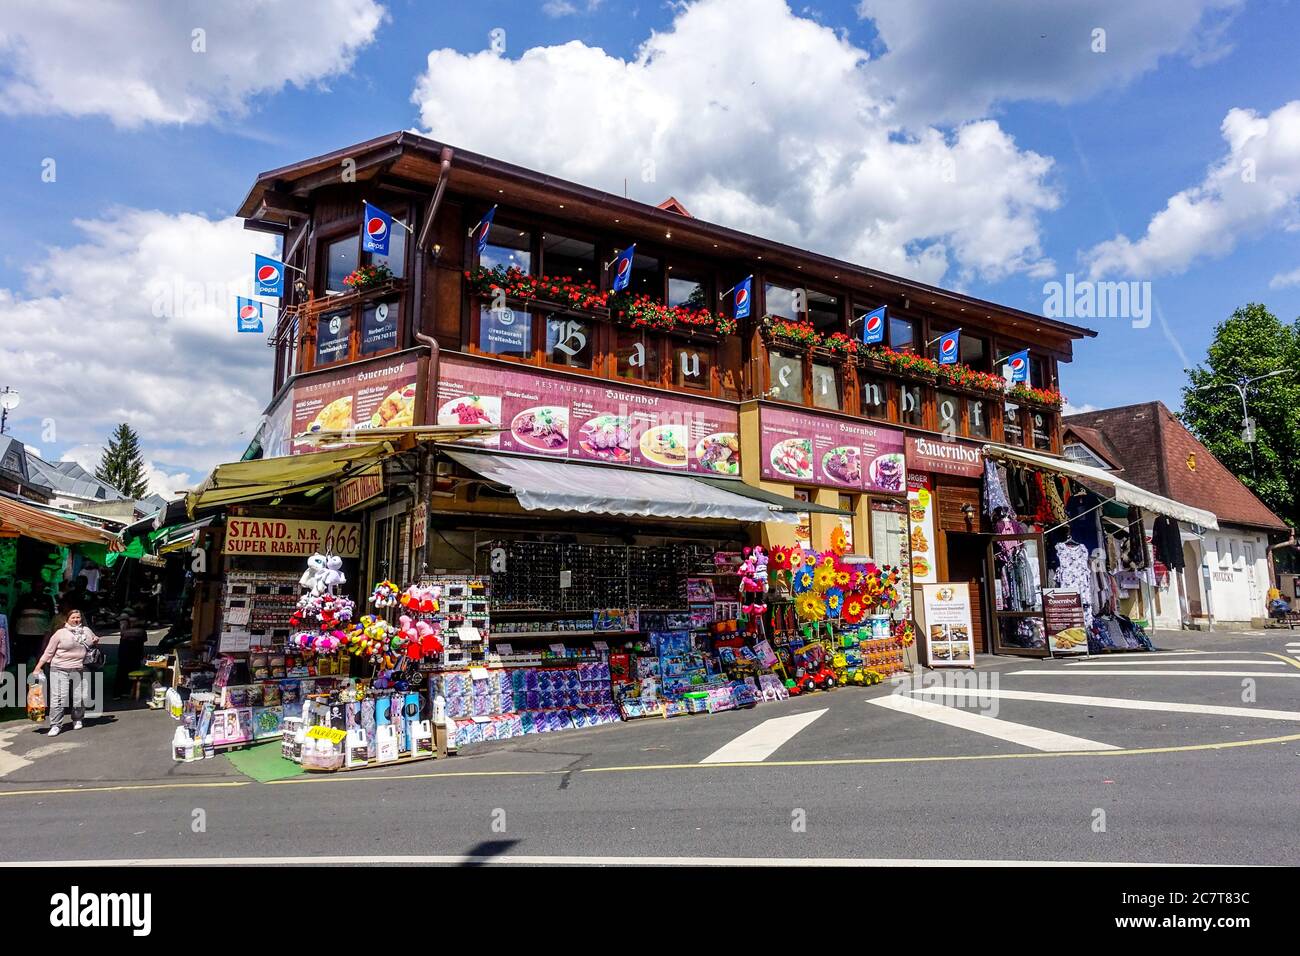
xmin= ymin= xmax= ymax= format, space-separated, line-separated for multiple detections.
xmin=738 ymin=545 xmax=770 ymax=615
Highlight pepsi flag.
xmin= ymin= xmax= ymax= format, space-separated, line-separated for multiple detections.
xmin=474 ymin=205 xmax=497 ymax=258
xmin=861 ymin=305 xmax=886 ymax=344
xmin=1005 ymin=349 xmax=1030 ymax=383
xmin=611 ymin=243 xmax=636 ymax=292
xmin=362 ymin=202 xmax=393 ymax=256
xmin=734 ymin=275 xmax=752 ymax=320
xmin=253 ymin=254 xmax=285 ymax=297
xmin=937 ymin=329 xmax=961 ymax=365
xmin=235 ymin=297 xmax=264 ymax=333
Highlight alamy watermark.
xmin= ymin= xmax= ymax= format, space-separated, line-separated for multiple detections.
xmin=1042 ymin=273 xmax=1151 ymax=329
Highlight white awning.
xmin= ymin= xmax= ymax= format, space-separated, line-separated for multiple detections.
xmin=984 ymin=445 xmax=1219 ymax=530
xmin=445 ymin=450 xmax=797 ymax=524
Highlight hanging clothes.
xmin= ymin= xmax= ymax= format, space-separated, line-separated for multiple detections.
xmin=1042 ymin=476 xmax=1068 ymax=524
xmin=1066 ymin=489 xmax=1103 ymax=557
xmin=1151 ymin=515 xmax=1185 ymax=571
xmin=1033 ymin=472 xmax=1053 ymax=526
xmin=983 ymin=459 xmax=1013 ymax=519
xmin=1006 ymin=466 xmax=1031 ymax=517
xmin=1055 ymin=541 xmax=1094 ymax=626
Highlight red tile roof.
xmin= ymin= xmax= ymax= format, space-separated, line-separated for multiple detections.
xmin=1064 ymin=402 xmax=1287 ymax=532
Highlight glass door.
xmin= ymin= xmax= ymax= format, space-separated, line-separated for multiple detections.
xmin=986 ymin=532 xmax=1049 ymax=657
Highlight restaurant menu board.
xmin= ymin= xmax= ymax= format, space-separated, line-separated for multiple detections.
xmin=1043 ymin=590 xmax=1088 ymax=657
xmin=919 ymin=582 xmax=975 ymax=668
xmin=289 ymin=353 xmax=420 ymax=453
xmin=759 ymin=406 xmax=906 ymax=493
xmin=436 ymin=355 xmax=741 ymax=476
xmin=907 ymin=473 xmax=937 ymax=584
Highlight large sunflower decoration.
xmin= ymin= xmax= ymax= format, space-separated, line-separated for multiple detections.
xmin=842 ymin=591 xmax=868 ymax=625
xmin=824 ymin=587 xmax=845 ymax=619
xmin=792 ymin=565 xmax=816 ymax=594
xmin=829 ymin=524 xmax=849 ymax=556
xmin=769 ymin=545 xmax=793 ymax=575
xmin=795 ymin=592 xmax=827 ymax=622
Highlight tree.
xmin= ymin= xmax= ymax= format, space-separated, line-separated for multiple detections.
xmin=1180 ymin=303 xmax=1300 ymax=531
xmin=96 ymin=423 xmax=150 ymax=499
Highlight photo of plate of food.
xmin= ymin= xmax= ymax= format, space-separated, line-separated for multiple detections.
xmin=821 ymin=445 xmax=862 ymax=485
xmin=696 ymin=432 xmax=740 ymax=475
xmin=368 ymin=383 xmax=417 ymax=428
xmin=438 ymin=393 xmax=500 ymax=428
xmin=510 ymin=406 xmax=569 ymax=452
xmin=578 ymin=414 xmax=632 ymax=463
xmin=869 ymin=452 xmax=906 ymax=492
xmin=306 ymin=396 xmax=353 ymax=433
xmin=769 ymin=437 xmax=813 ymax=480
xmin=640 ymin=424 xmax=689 ymax=468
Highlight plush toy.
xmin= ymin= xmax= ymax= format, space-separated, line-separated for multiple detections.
xmin=737 ymin=545 xmax=769 ymax=616
xmin=370 ymin=580 xmax=400 ymax=608
xmin=299 ymin=553 xmax=328 ymax=596
xmin=400 ymin=584 xmax=439 ymax=615
xmin=323 ymin=554 xmax=346 ymax=592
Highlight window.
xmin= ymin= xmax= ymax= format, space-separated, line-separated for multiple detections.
xmin=630 ymin=251 xmax=663 ymax=300
xmin=968 ymin=398 xmax=990 ymax=438
xmin=1003 ymin=401 xmax=1023 ymax=444
xmin=477 ymin=303 xmax=533 ymax=359
xmin=936 ymin=391 xmax=961 ymax=435
xmin=481 ymin=223 xmax=532 ymax=273
xmin=1064 ymin=443 xmax=1110 ymax=469
xmin=837 ymin=494 xmax=856 ymax=551
xmin=542 ymin=233 xmax=595 ymax=281
xmin=1031 ymin=355 xmax=1051 ymax=389
xmin=889 ymin=315 xmax=915 ymax=351
xmin=668 ymin=273 xmax=708 ymax=310
xmin=959 ymin=334 xmax=987 ymax=370
xmin=807 ymin=290 xmax=841 ymax=334
xmin=861 ymin=376 xmax=889 ymax=421
xmin=871 ymin=499 xmax=908 ymax=576
xmin=367 ymin=222 xmax=405 ymax=279
xmin=315 ymin=310 xmax=351 ymax=366
xmin=899 ymin=381 xmax=924 ymax=427
xmin=1030 ymin=409 xmax=1053 ymax=450
xmin=764 ymin=282 xmax=800 ymax=321
xmin=768 ymin=350 xmax=803 ymax=402
xmin=360 ymin=299 xmax=399 ymax=355
xmin=615 ymin=329 xmax=659 ymax=382
xmin=811 ymin=362 xmax=840 ymax=410
xmin=545 ymin=316 xmax=594 ymax=369
xmin=673 ymin=343 xmax=712 ymax=389
xmin=323 ymin=235 xmax=359 ymax=294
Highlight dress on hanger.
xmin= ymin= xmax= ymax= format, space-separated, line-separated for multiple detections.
xmin=1054 ymin=540 xmax=1093 ymax=626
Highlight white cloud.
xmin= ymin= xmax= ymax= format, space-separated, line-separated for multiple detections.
xmin=1269 ymin=266 xmax=1300 ymax=289
xmin=60 ymin=445 xmax=194 ymax=500
xmin=0 ymin=0 xmax=386 ymax=127
xmin=543 ymin=0 xmax=603 ymax=16
xmin=1084 ymin=100 xmax=1300 ymax=279
xmin=412 ymin=0 xmax=1060 ymax=285
xmin=0 ymin=209 xmax=276 ymax=487
xmin=1062 ymin=402 xmax=1098 ymax=416
xmin=857 ymin=0 xmax=1241 ymax=125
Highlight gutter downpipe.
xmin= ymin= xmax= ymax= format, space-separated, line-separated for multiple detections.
xmin=412 ymin=146 xmax=453 ymax=576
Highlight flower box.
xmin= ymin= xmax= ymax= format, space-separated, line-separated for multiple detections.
xmin=936 ymin=364 xmax=1008 ymax=396
xmin=865 ymin=347 xmax=940 ymax=382
xmin=1007 ymin=383 xmax=1064 ymax=409
xmin=760 ymin=316 xmax=821 ymax=352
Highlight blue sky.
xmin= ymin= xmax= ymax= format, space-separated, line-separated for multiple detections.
xmin=2 ymin=0 xmax=1298 ymax=492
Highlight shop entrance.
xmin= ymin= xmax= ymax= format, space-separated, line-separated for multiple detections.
xmin=945 ymin=532 xmax=988 ymax=653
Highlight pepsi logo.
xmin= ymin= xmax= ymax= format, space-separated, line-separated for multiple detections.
xmin=367 ymin=216 xmax=387 ymax=240
xmin=941 ymin=337 xmax=957 ymax=356
xmin=257 ymin=264 xmax=279 ymax=284
xmin=1010 ymin=357 xmax=1026 ymax=372
xmin=735 ymin=287 xmax=749 ymax=306
xmin=616 ymin=257 xmax=631 ymax=278
xmin=239 ymin=305 xmax=258 ymax=320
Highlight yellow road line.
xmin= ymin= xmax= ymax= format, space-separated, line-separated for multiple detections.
xmin=0 ymin=780 xmax=250 ymax=798
xmin=1264 ymin=652 xmax=1300 ymax=671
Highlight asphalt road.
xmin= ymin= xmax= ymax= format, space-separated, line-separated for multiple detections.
xmin=2 ymin=628 xmax=1298 ymax=866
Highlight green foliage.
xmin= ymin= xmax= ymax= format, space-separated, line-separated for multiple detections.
xmin=1180 ymin=303 xmax=1300 ymax=530
xmin=95 ymin=422 xmax=149 ymax=499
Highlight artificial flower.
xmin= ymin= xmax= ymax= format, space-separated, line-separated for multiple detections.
xmin=788 ymin=548 xmax=805 ymax=570
xmin=843 ymin=592 xmax=867 ymax=625
xmin=769 ymin=545 xmax=792 ymax=572
xmin=792 ymin=567 xmax=815 ymax=594
xmin=829 ymin=525 xmax=849 ymax=556
xmin=824 ymin=587 xmax=844 ymax=618
xmin=795 ymin=593 xmax=826 ymax=622
xmin=813 ymin=563 xmax=837 ymax=591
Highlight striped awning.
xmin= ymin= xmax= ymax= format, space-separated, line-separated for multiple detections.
xmin=0 ymin=493 xmax=123 ymax=549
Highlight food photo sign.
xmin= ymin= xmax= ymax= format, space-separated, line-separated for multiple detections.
xmin=435 ymin=354 xmax=741 ymax=476
xmin=758 ymin=405 xmax=906 ymax=494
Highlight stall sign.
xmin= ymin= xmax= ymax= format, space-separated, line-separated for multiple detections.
xmin=277 ymin=351 xmax=421 ymax=455
xmin=1043 ymin=590 xmax=1088 ymax=657
xmin=759 ymin=404 xmax=906 ymax=494
xmin=223 ymin=518 xmax=361 ymax=558
xmin=335 ymin=469 xmax=384 ymax=512
xmin=435 ymin=354 xmax=741 ymax=477
xmin=907 ymin=474 xmax=937 ymax=584
xmin=919 ymin=582 xmax=975 ymax=668
xmin=905 ymin=435 xmax=983 ymax=478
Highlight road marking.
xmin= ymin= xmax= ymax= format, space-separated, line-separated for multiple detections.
xmin=870 ymin=695 xmax=1118 ymax=752
xmin=909 ymin=686 xmax=1300 ymax=721
xmin=0 ymin=854 xmax=1200 ymax=868
xmin=700 ymin=709 xmax=827 ymax=764
xmin=1010 ymin=669 xmax=1300 ymax=678
xmin=0 ymin=781 xmax=250 ymax=798
xmin=1064 ymin=659 xmax=1284 ymax=666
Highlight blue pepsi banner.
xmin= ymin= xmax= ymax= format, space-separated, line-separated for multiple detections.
xmin=611 ymin=243 xmax=636 ymax=292
xmin=734 ymin=275 xmax=752 ymax=320
xmin=254 ymin=254 xmax=285 ymax=297
xmin=1006 ymin=349 xmax=1030 ymax=383
xmin=362 ymin=201 xmax=392 ymax=256
xmin=937 ymin=329 xmax=961 ymax=365
xmin=861 ymin=305 xmax=886 ymax=344
xmin=474 ymin=205 xmax=497 ymax=258
xmin=235 ymin=297 xmax=264 ymax=333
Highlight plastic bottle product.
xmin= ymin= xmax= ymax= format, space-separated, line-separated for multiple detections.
xmin=172 ymin=726 xmax=192 ymax=762
xmin=203 ymin=734 xmax=215 ymax=759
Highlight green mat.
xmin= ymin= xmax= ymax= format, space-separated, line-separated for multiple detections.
xmin=225 ymin=740 xmax=304 ymax=782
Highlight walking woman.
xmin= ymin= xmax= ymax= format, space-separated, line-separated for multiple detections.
xmin=32 ymin=609 xmax=100 ymax=737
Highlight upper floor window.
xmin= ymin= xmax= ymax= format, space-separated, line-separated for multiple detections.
xmin=369 ymin=223 xmax=406 ymax=280
xmin=545 ymin=316 xmax=595 ymax=370
xmin=889 ymin=314 xmax=915 ymax=351
xmin=899 ymin=381 xmax=924 ymax=427
xmin=324 ymin=236 xmax=359 ymax=294
xmin=1003 ymin=400 xmax=1024 ymax=445
xmin=807 ymin=290 xmax=842 ymax=334
xmin=936 ymin=391 xmax=961 ymax=435
xmin=315 ymin=309 xmax=351 ymax=366
xmin=1029 ymin=408 xmax=1054 ymax=451
xmin=967 ymin=397 xmax=991 ymax=439
xmin=615 ymin=328 xmax=660 ymax=383
xmin=668 ymin=271 xmax=708 ymax=310
xmin=860 ymin=376 xmax=890 ymax=421
xmin=542 ymin=233 xmax=595 ymax=281
xmin=673 ymin=342 xmax=713 ymax=389
xmin=765 ymin=282 xmax=800 ymax=322
xmin=768 ymin=349 xmax=803 ymax=402
xmin=477 ymin=303 xmax=533 ymax=359
xmin=630 ymin=251 xmax=663 ymax=300
xmin=960 ymin=333 xmax=987 ymax=370
xmin=481 ymin=223 xmax=532 ymax=273
xmin=811 ymin=361 xmax=840 ymax=410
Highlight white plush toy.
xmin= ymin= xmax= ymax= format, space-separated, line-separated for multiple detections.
xmin=323 ymin=554 xmax=346 ymax=592
xmin=300 ymin=553 xmax=328 ymax=595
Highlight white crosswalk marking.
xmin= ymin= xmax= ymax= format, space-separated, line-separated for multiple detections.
xmin=1010 ymin=669 xmax=1300 ymax=678
xmin=700 ymin=709 xmax=828 ymax=764
xmin=870 ymin=695 xmax=1119 ymax=751
xmin=1064 ymin=659 xmax=1285 ymax=667
xmin=909 ymin=686 xmax=1300 ymax=721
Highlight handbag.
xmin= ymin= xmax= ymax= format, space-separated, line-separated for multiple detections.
xmin=77 ymin=632 xmax=106 ymax=670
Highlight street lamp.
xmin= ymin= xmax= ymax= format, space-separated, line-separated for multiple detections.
xmin=1195 ymin=368 xmax=1294 ymax=444
xmin=0 ymin=387 xmax=19 ymax=436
